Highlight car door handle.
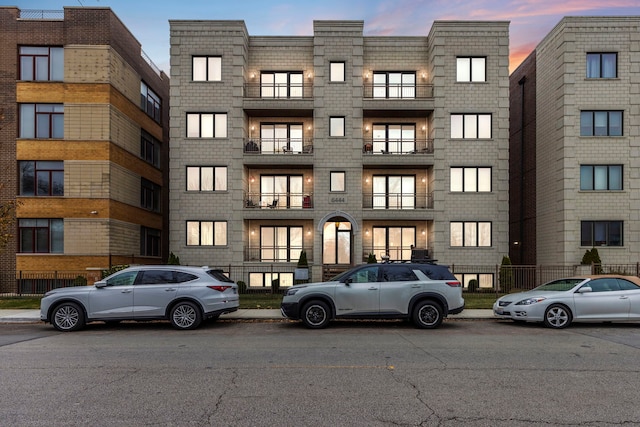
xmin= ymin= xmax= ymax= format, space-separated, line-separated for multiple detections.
xmin=368 ymin=287 xmax=377 ymax=291
xmin=620 ymin=296 xmax=629 ymax=299
xmin=411 ymin=285 xmax=421 ymax=288
xmin=165 ymin=288 xmax=176 ymax=292
xmin=121 ymin=289 xmax=132 ymax=294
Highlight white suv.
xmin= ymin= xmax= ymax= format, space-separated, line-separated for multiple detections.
xmin=281 ymin=263 xmax=464 ymax=329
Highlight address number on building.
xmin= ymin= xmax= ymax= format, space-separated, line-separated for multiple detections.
xmin=330 ymin=197 xmax=347 ymax=204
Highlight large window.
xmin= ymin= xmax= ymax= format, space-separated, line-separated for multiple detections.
xmin=19 ymin=219 xmax=63 ymax=253
xmin=19 ymin=46 xmax=63 ymax=81
xmin=580 ymin=165 xmax=622 ymax=191
xmin=261 ymin=72 xmax=303 ymax=98
xmin=450 ymin=221 xmax=491 ymax=247
xmin=193 ymin=56 xmax=221 ymax=81
xmin=186 ymin=221 xmax=227 ymax=246
xmin=186 ymin=166 xmax=227 ymax=191
xmin=260 ymin=226 xmax=303 ymax=262
xmin=372 ymin=124 xmax=415 ymax=153
xmin=581 ymin=221 xmax=622 ymax=246
xmin=373 ymin=72 xmax=415 ymax=99
xmin=260 ymin=175 xmax=303 ymax=208
xmin=580 ymin=111 xmax=622 ymax=136
xmin=451 ymin=114 xmax=491 ymax=139
xmin=373 ymin=176 xmax=415 ymax=209
xmin=330 ymin=117 xmax=345 ymax=137
xmin=586 ymin=53 xmax=617 ymax=78
xmin=330 ymin=62 xmax=345 ymax=82
xmin=19 ymin=161 xmax=63 ymax=196
xmin=186 ymin=113 xmax=227 ymax=138
xmin=141 ymin=227 xmax=160 ymax=257
xmin=372 ymin=227 xmax=415 ymax=261
xmin=450 ymin=167 xmax=491 ymax=192
xmin=456 ymin=57 xmax=486 ymax=82
xmin=19 ymin=104 xmax=64 ymax=139
xmin=141 ymin=178 xmax=161 ymax=212
xmin=330 ymin=172 xmax=345 ymax=192
xmin=260 ymin=123 xmax=303 ymax=153
xmin=140 ymin=130 xmax=161 ymax=168
xmin=140 ymin=82 xmax=161 ymax=123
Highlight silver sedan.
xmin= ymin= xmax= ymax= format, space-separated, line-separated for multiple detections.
xmin=493 ymin=275 xmax=640 ymax=328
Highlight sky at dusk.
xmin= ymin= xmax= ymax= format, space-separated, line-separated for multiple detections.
xmin=8 ymin=0 xmax=640 ymax=74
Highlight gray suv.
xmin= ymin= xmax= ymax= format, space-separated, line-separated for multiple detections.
xmin=40 ymin=265 xmax=239 ymax=331
xmin=281 ymin=263 xmax=464 ymax=329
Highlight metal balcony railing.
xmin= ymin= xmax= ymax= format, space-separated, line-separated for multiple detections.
xmin=244 ymin=192 xmax=314 ymax=209
xmin=362 ymin=139 xmax=433 ymax=154
xmin=244 ymin=138 xmax=314 ymax=154
xmin=362 ymin=246 xmax=414 ymax=262
xmin=244 ymin=247 xmax=313 ymax=262
xmin=243 ymin=83 xmax=314 ymax=99
xmin=363 ymin=83 xmax=433 ymax=99
xmin=362 ymin=192 xmax=434 ymax=209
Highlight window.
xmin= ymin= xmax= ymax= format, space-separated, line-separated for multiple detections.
xmin=141 ymin=178 xmax=161 ymax=212
xmin=19 ymin=161 xmax=63 ymax=196
xmin=457 ymin=57 xmax=486 ymax=82
xmin=260 ymin=123 xmax=303 ymax=153
xmin=193 ymin=56 xmax=221 ymax=81
xmin=330 ymin=117 xmax=345 ymax=137
xmin=330 ymin=172 xmax=345 ymax=192
xmin=455 ymin=273 xmax=494 ymax=290
xmin=450 ymin=221 xmax=491 ymax=247
xmin=19 ymin=219 xmax=63 ymax=253
xmin=140 ymin=82 xmax=161 ymax=122
xmin=260 ymin=175 xmax=303 ymax=208
xmin=450 ymin=167 xmax=491 ymax=192
xmin=186 ymin=221 xmax=227 ymax=246
xmin=581 ymin=221 xmax=622 ymax=246
xmin=586 ymin=53 xmax=617 ymax=78
xmin=330 ymin=62 xmax=345 ymax=82
xmin=580 ymin=165 xmax=622 ymax=191
xmin=249 ymin=272 xmax=294 ymax=288
xmin=19 ymin=104 xmax=64 ymax=139
xmin=260 ymin=226 xmax=303 ymax=262
xmin=19 ymin=46 xmax=63 ymax=81
xmin=140 ymin=130 xmax=161 ymax=167
xmin=372 ymin=227 xmax=415 ymax=261
xmin=186 ymin=166 xmax=227 ymax=191
xmin=140 ymin=227 xmax=160 ymax=257
xmin=373 ymin=72 xmax=415 ymax=99
xmin=372 ymin=124 xmax=415 ymax=153
xmin=580 ymin=111 xmax=622 ymax=136
xmin=186 ymin=113 xmax=227 ymax=138
xmin=261 ymin=72 xmax=303 ymax=98
xmin=451 ymin=114 xmax=491 ymax=139
xmin=373 ymin=176 xmax=415 ymax=209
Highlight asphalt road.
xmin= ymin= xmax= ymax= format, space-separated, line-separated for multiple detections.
xmin=1 ymin=319 xmax=640 ymax=426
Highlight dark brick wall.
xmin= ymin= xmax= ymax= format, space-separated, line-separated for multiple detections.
xmin=509 ymin=51 xmax=537 ymax=265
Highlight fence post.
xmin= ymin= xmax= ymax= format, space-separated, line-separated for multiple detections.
xmin=18 ymin=270 xmax=22 ymax=296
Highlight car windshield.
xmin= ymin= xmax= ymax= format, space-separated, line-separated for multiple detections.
xmin=533 ymin=278 xmax=585 ymax=292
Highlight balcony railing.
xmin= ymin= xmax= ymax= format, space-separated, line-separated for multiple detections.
xmin=362 ymin=139 xmax=433 ymax=155
xmin=362 ymin=246 xmax=414 ymax=262
xmin=244 ymin=83 xmax=314 ymax=99
xmin=363 ymin=83 xmax=433 ymax=99
xmin=244 ymin=192 xmax=314 ymax=209
xmin=244 ymin=138 xmax=314 ymax=154
xmin=362 ymin=192 xmax=433 ymax=209
xmin=244 ymin=247 xmax=313 ymax=262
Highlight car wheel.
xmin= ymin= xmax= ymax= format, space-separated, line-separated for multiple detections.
xmin=52 ymin=302 xmax=86 ymax=332
xmin=170 ymin=301 xmax=202 ymax=330
xmin=412 ymin=300 xmax=443 ymax=329
xmin=543 ymin=304 xmax=572 ymax=329
xmin=301 ymin=300 xmax=330 ymax=329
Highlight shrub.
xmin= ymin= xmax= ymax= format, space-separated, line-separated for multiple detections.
xmin=367 ymin=253 xmax=377 ymax=263
xmin=101 ymin=264 xmax=129 ymax=279
xmin=467 ymin=279 xmax=479 ymax=293
xmin=581 ymin=248 xmax=602 ymax=274
xmin=297 ymin=250 xmax=308 ymax=268
xmin=499 ymin=255 xmax=513 ymax=291
xmin=236 ymin=280 xmax=247 ymax=294
xmin=167 ymin=252 xmax=181 ymax=265
xmin=73 ymin=275 xmax=88 ymax=286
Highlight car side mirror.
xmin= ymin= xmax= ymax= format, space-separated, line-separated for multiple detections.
xmin=95 ymin=281 xmax=107 ymax=288
xmin=577 ymin=286 xmax=592 ymax=293
xmin=343 ymin=278 xmax=352 ymax=286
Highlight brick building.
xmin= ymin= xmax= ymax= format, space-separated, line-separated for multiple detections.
xmin=169 ymin=20 xmax=510 ymax=288
xmin=0 ymin=7 xmax=170 ymax=290
xmin=510 ymin=16 xmax=640 ymax=265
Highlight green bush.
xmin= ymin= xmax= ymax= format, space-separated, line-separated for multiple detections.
xmin=167 ymin=252 xmax=181 ymax=265
xmin=73 ymin=275 xmax=88 ymax=286
xmin=581 ymin=248 xmax=602 ymax=274
xmin=101 ymin=264 xmax=129 ymax=279
xmin=297 ymin=250 xmax=308 ymax=267
xmin=499 ymin=255 xmax=513 ymax=290
xmin=236 ymin=280 xmax=247 ymax=293
xmin=467 ymin=279 xmax=479 ymax=293
xmin=367 ymin=253 xmax=377 ymax=263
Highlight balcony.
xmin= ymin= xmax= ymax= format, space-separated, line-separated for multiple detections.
xmin=244 ymin=192 xmax=314 ymax=209
xmin=363 ymin=83 xmax=433 ymax=99
xmin=362 ymin=192 xmax=433 ymax=209
xmin=243 ymin=82 xmax=313 ymax=99
xmin=362 ymin=246 xmax=433 ymax=263
xmin=244 ymin=138 xmax=314 ymax=155
xmin=362 ymin=139 xmax=433 ymax=155
xmin=244 ymin=247 xmax=313 ymax=262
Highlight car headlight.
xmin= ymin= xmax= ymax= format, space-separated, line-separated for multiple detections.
xmin=285 ymin=288 xmax=300 ymax=296
xmin=515 ymin=297 xmax=546 ymax=305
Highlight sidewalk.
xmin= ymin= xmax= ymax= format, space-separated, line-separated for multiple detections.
xmin=0 ymin=308 xmax=495 ymax=323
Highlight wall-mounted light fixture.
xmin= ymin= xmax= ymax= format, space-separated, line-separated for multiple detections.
xmin=307 ymin=125 xmax=312 ymax=131
xmin=421 ymin=125 xmax=426 ymax=131
xmin=365 ymin=177 xmax=369 ymax=183
xmin=365 ymin=229 xmax=370 ymax=235
xmin=90 ymin=211 xmax=98 ymax=215
xmin=250 ymin=73 xmax=256 ymax=79
xmin=250 ymin=176 xmax=255 ymax=183
xmin=307 ymin=177 xmax=312 ymax=183
xmin=422 ymin=177 xmax=426 ymax=183
xmin=364 ymin=125 xmax=370 ymax=132
xmin=307 ymin=229 xmax=312 ymax=235
xmin=421 ymin=72 xmax=426 ymax=79
xmin=251 ymin=229 xmax=255 ymax=235
xmin=365 ymin=72 xmax=370 ymax=79
xmin=307 ymin=72 xmax=313 ymax=78
xmin=421 ymin=229 xmax=426 ymax=235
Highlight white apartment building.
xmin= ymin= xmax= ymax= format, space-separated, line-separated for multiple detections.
xmin=169 ymin=20 xmax=510 ymax=288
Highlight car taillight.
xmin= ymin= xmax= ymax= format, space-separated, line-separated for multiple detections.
xmin=446 ymin=281 xmax=462 ymax=287
xmin=208 ymin=285 xmax=232 ymax=292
